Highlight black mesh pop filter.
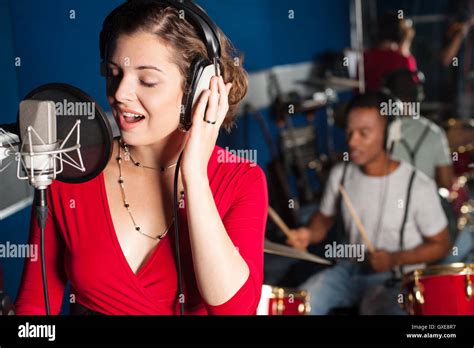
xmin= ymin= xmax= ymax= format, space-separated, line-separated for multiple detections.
xmin=19 ymin=83 xmax=113 ymax=183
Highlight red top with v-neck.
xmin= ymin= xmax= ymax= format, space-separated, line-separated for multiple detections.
xmin=15 ymin=145 xmax=268 ymax=315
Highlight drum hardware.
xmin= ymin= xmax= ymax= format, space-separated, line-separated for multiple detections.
xmin=269 ymin=71 xmax=339 ymax=205
xmin=403 ymin=270 xmax=425 ymax=315
xmin=412 ymin=270 xmax=425 ymax=305
xmin=257 ymin=285 xmax=311 ymax=315
xmin=466 ymin=267 xmax=473 ymax=300
xmin=275 ymin=287 xmax=285 ymax=314
xmin=279 ymin=119 xmax=315 ymax=204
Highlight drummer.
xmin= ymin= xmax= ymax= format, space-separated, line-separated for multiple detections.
xmin=287 ymin=92 xmax=450 ymax=315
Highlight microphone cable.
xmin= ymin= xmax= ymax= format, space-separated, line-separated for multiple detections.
xmin=173 ymin=151 xmax=185 ymax=316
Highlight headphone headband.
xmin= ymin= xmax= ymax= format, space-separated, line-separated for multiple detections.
xmin=159 ymin=0 xmax=221 ymax=59
xmin=100 ymin=0 xmax=221 ymax=63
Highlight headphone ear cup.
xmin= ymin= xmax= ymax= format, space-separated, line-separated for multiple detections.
xmin=180 ymin=58 xmax=216 ymax=131
xmin=191 ymin=64 xmax=217 ymax=107
xmin=386 ymin=118 xmax=403 ymax=152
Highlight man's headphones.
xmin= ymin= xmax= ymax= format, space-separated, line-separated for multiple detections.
xmin=99 ymin=0 xmax=222 ymax=131
xmin=380 ymin=69 xmax=425 ymax=152
xmin=377 ymin=89 xmax=403 ymax=152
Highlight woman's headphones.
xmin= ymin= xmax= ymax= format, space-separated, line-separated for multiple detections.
xmin=99 ymin=0 xmax=222 ymax=131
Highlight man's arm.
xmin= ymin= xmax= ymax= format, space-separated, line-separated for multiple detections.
xmin=392 ymin=228 xmax=450 ymax=266
xmin=308 ymin=212 xmax=334 ymax=244
xmin=435 ymin=165 xmax=454 ymax=189
xmin=287 ymin=212 xmax=334 ymax=250
xmin=369 ymin=228 xmax=450 ymax=273
xmin=440 ymin=20 xmax=473 ymax=67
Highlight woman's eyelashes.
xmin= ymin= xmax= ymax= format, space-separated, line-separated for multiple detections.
xmin=107 ymin=75 xmax=158 ymax=88
xmin=106 ymin=66 xmax=158 ymax=88
xmin=140 ymin=79 xmax=158 ymax=88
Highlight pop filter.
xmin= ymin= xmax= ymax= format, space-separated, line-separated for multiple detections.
xmin=18 ymin=83 xmax=113 ymax=183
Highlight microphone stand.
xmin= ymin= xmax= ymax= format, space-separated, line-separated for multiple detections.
xmin=34 ymin=188 xmax=51 ymax=315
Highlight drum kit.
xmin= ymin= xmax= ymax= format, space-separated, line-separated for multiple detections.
xmin=402 ymin=263 xmax=474 ymax=315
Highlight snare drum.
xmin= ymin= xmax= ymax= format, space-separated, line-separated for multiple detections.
xmin=257 ymin=285 xmax=311 ymax=315
xmin=402 ymin=263 xmax=474 ymax=315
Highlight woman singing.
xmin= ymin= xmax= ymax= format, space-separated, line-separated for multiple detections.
xmin=15 ymin=0 xmax=268 ymax=315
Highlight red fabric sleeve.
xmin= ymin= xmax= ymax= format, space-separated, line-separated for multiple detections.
xmin=15 ymin=188 xmax=67 ymax=315
xmin=406 ymin=54 xmax=418 ymax=71
xmin=204 ymin=165 xmax=268 ymax=315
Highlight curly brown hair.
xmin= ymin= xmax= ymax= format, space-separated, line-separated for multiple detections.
xmin=100 ymin=0 xmax=248 ymax=131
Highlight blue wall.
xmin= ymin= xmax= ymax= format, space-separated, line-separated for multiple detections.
xmin=0 ymin=0 xmax=350 ymax=309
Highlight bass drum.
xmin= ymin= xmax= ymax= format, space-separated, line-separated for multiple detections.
xmin=402 ymin=263 xmax=474 ymax=315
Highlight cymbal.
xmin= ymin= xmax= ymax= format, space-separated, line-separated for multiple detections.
xmin=264 ymin=239 xmax=332 ymax=265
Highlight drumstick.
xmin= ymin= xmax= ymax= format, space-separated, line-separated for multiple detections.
xmin=338 ymin=185 xmax=375 ymax=253
xmin=268 ymin=206 xmax=293 ymax=240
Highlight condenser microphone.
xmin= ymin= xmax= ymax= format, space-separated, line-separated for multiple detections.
xmin=18 ymin=100 xmax=59 ymax=189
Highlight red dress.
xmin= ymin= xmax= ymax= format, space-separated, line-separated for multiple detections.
xmin=364 ymin=47 xmax=418 ymax=91
xmin=15 ymin=145 xmax=268 ymax=315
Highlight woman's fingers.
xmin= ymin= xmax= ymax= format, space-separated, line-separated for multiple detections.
xmin=192 ymin=88 xmax=211 ymax=127
xmin=216 ymin=77 xmax=232 ymax=122
xmin=191 ymin=76 xmax=232 ymax=131
xmin=204 ymin=76 xmax=220 ymax=124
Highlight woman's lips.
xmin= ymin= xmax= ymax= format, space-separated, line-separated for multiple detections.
xmin=115 ymin=110 xmax=146 ymax=131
